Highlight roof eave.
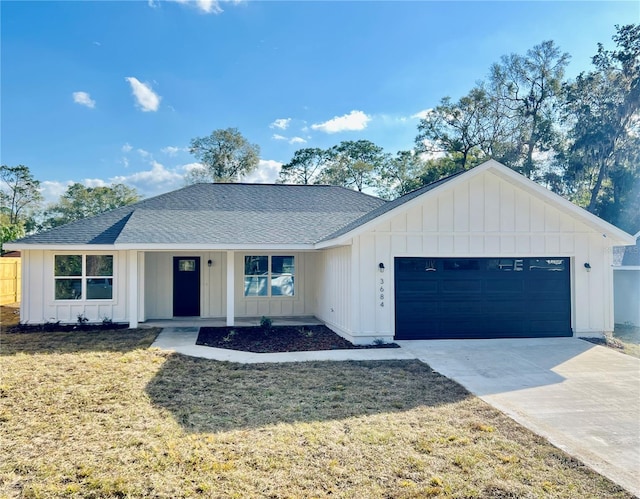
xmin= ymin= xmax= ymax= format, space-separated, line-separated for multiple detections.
xmin=113 ymin=243 xmax=317 ymax=251
xmin=4 ymin=243 xmax=116 ymax=251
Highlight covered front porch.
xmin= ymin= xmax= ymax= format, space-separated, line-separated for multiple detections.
xmin=130 ymin=250 xmax=318 ymax=328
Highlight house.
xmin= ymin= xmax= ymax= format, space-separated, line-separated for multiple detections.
xmin=613 ymin=231 xmax=640 ymax=327
xmin=5 ymin=160 xmax=636 ymax=344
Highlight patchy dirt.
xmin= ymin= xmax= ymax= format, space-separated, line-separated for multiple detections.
xmin=196 ymin=325 xmax=399 ymax=353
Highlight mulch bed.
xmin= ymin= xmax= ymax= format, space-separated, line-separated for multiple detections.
xmin=196 ymin=324 xmax=399 ymax=353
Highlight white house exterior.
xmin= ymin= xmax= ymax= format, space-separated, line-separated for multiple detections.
xmin=613 ymin=232 xmax=640 ymax=327
xmin=7 ymin=160 xmax=635 ymax=344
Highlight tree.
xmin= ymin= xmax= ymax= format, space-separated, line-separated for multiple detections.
xmin=414 ymin=87 xmax=498 ymax=170
xmin=41 ymin=183 xmax=141 ymax=230
xmin=321 ymin=140 xmax=386 ymax=192
xmin=278 ymin=148 xmax=329 ymax=184
xmin=0 ymin=165 xmax=43 ymax=225
xmin=188 ymin=128 xmax=260 ymax=183
xmin=489 ymin=40 xmax=570 ymax=178
xmin=561 ymin=24 xmax=640 ymax=230
xmin=0 ymin=165 xmax=42 ymax=253
xmin=377 ymin=150 xmax=427 ymax=199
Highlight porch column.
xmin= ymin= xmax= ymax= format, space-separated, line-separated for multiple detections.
xmin=128 ymin=250 xmax=138 ymax=328
xmin=226 ymin=251 xmax=235 ymax=326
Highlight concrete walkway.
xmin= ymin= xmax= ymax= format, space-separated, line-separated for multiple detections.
xmin=151 ymin=329 xmax=640 ymax=496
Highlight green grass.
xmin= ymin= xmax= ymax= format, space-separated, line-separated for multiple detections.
xmin=1 ymin=323 xmax=634 ymax=497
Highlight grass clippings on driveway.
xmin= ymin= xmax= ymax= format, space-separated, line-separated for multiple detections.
xmin=582 ymin=324 xmax=640 ymax=359
xmin=1 ymin=317 xmax=633 ymax=497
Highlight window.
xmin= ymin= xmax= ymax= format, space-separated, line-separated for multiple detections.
xmin=487 ymin=259 xmax=524 ymax=271
xmin=443 ymin=259 xmax=480 ymax=271
xmin=529 ymin=258 xmax=566 ymax=271
xmin=244 ymin=255 xmax=294 ymax=297
xmin=55 ymin=255 xmax=113 ymax=300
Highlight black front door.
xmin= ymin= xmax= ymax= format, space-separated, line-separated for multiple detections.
xmin=173 ymin=257 xmax=200 ymax=317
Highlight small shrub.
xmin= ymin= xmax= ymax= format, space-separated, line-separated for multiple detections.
xmin=76 ymin=314 xmax=89 ymax=328
xmin=102 ymin=316 xmax=113 ymax=327
xmin=373 ymin=338 xmax=386 ymax=346
xmin=298 ymin=327 xmax=313 ymax=337
xmin=223 ymin=330 xmax=237 ymax=343
xmin=260 ymin=316 xmax=273 ymax=332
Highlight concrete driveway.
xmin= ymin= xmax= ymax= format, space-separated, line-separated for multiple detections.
xmin=397 ymin=337 xmax=640 ymax=497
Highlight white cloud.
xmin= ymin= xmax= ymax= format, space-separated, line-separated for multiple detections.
xmin=72 ymin=91 xmax=96 ymax=109
xmin=311 ymin=110 xmax=371 ymax=134
xmin=125 ymin=77 xmax=161 ymax=112
xmin=272 ymin=134 xmax=287 ymax=141
xmin=137 ymin=148 xmax=152 ymax=158
xmin=39 ymin=180 xmax=73 ymax=204
xmin=411 ymin=109 xmax=433 ymax=120
xmin=161 ymin=146 xmax=186 ymax=156
xmin=181 ymin=162 xmax=206 ymax=174
xmin=111 ymin=161 xmax=185 ymax=196
xmin=270 ymin=118 xmax=291 ymax=130
xmin=289 ymin=136 xmax=306 ymax=145
xmin=171 ymin=0 xmax=223 ymax=14
xmin=82 ymin=178 xmax=108 ymax=188
xmin=147 ymin=0 xmax=159 ymax=8
xmin=121 ymin=143 xmax=133 ymax=153
xmin=244 ymin=159 xmax=282 ymax=184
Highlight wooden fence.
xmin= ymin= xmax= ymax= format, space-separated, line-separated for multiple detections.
xmin=0 ymin=257 xmax=21 ymax=305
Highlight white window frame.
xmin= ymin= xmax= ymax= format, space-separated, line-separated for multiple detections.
xmin=243 ymin=255 xmax=295 ymax=298
xmin=53 ymin=254 xmax=115 ymax=301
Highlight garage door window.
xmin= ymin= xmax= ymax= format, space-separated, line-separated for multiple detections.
xmin=529 ymin=259 xmax=566 ymax=271
xmin=487 ymin=259 xmax=524 ymax=271
xmin=443 ymin=259 xmax=480 ymax=271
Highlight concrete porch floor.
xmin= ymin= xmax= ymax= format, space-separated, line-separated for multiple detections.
xmin=139 ymin=315 xmax=323 ymax=329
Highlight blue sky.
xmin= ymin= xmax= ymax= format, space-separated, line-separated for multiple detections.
xmin=1 ymin=1 xmax=638 ymax=203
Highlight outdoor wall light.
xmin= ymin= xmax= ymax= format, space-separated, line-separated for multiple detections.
xmin=584 ymin=262 xmax=591 ymax=272
xmin=208 ymin=259 xmax=213 ymax=267
xmin=379 ymin=262 xmax=385 ymax=272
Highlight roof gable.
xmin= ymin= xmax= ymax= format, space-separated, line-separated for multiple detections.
xmin=318 ymin=160 xmax=635 ymax=246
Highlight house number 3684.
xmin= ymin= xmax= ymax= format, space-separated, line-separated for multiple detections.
xmin=379 ymin=278 xmax=385 ymax=307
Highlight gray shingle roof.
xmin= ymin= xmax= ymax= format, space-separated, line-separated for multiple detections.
xmin=14 ymin=183 xmax=387 ymax=246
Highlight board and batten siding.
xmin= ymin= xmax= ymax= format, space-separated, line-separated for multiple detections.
xmin=233 ymin=252 xmax=316 ymax=318
xmin=315 ymin=246 xmax=353 ymax=341
xmin=346 ymin=170 xmax=617 ymax=340
xmin=144 ymin=251 xmax=227 ymax=320
xmin=19 ymin=250 xmax=130 ymax=324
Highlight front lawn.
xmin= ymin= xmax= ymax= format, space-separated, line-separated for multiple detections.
xmin=0 ymin=317 xmax=632 ymax=497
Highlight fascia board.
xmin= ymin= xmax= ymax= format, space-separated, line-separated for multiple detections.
xmin=3 ymin=243 xmax=116 ymax=251
xmin=113 ymin=243 xmax=316 ymax=251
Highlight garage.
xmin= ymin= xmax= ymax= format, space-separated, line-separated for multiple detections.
xmin=395 ymin=257 xmax=572 ymax=340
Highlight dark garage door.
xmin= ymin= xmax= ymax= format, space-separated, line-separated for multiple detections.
xmin=395 ymin=257 xmax=571 ymax=340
